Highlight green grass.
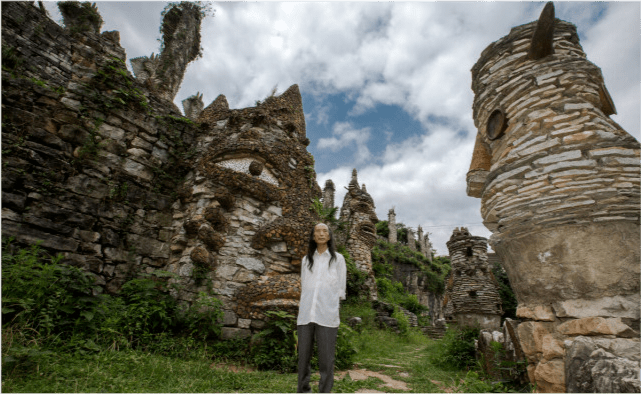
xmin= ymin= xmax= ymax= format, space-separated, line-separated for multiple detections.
xmin=2 ymin=326 xmax=469 ymax=393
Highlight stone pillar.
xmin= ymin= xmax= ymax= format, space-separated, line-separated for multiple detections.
xmin=467 ymin=3 xmax=640 ymax=392
xmin=407 ymin=228 xmax=416 ymax=251
xmin=388 ymin=208 xmax=397 ymax=244
xmin=182 ymin=92 xmax=204 ymax=121
xmin=417 ymin=226 xmax=425 ymax=252
xmin=322 ymin=179 xmax=335 ymax=212
xmin=443 ymin=227 xmax=502 ymax=330
xmin=424 ymin=234 xmax=433 ymax=262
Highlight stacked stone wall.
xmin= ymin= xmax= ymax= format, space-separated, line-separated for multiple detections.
xmin=1 ymin=2 xmax=323 ymax=338
xmin=443 ymin=228 xmax=502 ymax=330
xmin=1 ymin=2 xmax=197 ymax=294
xmin=392 ymin=261 xmax=444 ymax=324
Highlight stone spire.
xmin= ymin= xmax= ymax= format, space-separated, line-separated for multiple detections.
xmin=407 ymin=228 xmax=416 ymax=251
xmin=388 ymin=208 xmax=397 ymax=243
xmin=322 ymin=179 xmax=335 ymax=211
xmin=424 ymin=234 xmax=433 ymax=262
xmin=417 ymin=226 xmax=425 ymax=252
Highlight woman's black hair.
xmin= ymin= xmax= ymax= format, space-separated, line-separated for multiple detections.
xmin=306 ymin=223 xmax=337 ymax=271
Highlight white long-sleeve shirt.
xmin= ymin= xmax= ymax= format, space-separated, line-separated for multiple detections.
xmin=297 ymin=249 xmax=346 ymax=328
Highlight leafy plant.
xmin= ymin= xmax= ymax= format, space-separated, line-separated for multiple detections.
xmin=429 ymin=325 xmax=481 ymax=370
xmin=250 ymin=310 xmax=298 ymax=372
xmin=334 ymin=323 xmax=357 ymax=370
xmin=337 ymin=245 xmax=367 ymax=302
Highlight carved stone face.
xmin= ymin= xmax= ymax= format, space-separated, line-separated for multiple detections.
xmin=170 ymin=85 xmax=322 ymax=324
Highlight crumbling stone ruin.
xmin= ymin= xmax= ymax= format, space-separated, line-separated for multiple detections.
xmin=1 ymin=2 xmax=321 ymax=338
xmin=467 ymin=2 xmax=640 ymax=392
xmin=335 ymin=169 xmax=379 ymax=300
xmin=130 ymin=2 xmax=204 ymax=103
xmin=385 ymin=208 xmax=432 ymax=259
xmin=443 ymin=227 xmax=502 ymax=330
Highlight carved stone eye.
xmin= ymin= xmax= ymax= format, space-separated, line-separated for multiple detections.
xmin=487 ymin=109 xmax=507 ymax=140
xmin=249 ymin=160 xmax=264 ymax=176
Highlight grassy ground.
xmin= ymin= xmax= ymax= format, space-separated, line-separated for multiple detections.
xmin=2 ymin=330 xmax=465 ymax=393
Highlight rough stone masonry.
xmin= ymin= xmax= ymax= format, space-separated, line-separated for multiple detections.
xmin=467 ymin=2 xmax=640 ymax=392
xmin=1 ymin=2 xmax=322 ymax=339
xmin=443 ymin=227 xmax=502 ymax=330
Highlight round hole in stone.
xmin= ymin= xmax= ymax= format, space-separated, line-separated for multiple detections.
xmin=469 ymin=290 xmax=478 ymax=298
xmin=487 ymin=109 xmax=507 ymax=140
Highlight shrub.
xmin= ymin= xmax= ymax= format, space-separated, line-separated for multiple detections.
xmin=338 ymin=246 xmax=367 ymax=302
xmin=429 ymin=325 xmax=481 ymax=370
xmin=391 ymin=307 xmax=410 ymax=336
xmin=250 ymin=310 xmax=298 ymax=372
xmin=1 ymin=239 xmax=224 ymax=358
xmin=335 ymin=323 xmax=357 ymax=370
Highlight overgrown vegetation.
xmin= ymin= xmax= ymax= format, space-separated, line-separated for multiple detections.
xmin=1 ymin=238 xmax=224 ymax=381
xmin=492 ymin=261 xmax=518 ymax=321
xmin=373 ymin=239 xmax=450 ymax=295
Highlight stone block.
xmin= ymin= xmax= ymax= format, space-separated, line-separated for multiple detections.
xmin=223 ymin=310 xmax=237 ymax=326
xmin=552 ymin=295 xmax=640 ymax=320
xmin=238 ymin=318 xmax=251 ymax=329
xmin=126 ymin=233 xmax=170 ymax=259
xmin=558 ymin=317 xmax=637 ymax=337
xmin=534 ymin=359 xmax=565 ymax=393
xmin=221 ymin=327 xmax=251 ymax=340
xmin=122 ymin=158 xmax=154 ymax=181
xmin=541 ymin=334 xmax=564 ymax=361
xmin=517 ymin=321 xmax=553 ymax=361
xmin=516 ymin=304 xmax=555 ymax=321
xmin=236 ymin=257 xmax=265 ymax=274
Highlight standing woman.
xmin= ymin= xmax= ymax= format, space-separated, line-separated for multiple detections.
xmin=297 ymin=223 xmax=346 ymax=393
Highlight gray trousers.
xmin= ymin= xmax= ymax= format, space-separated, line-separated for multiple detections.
xmin=297 ymin=323 xmax=338 ymax=393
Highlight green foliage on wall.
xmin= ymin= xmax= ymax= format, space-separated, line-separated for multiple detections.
xmin=491 ymin=261 xmax=517 ymax=321
xmin=372 ymin=239 xmax=450 ymax=295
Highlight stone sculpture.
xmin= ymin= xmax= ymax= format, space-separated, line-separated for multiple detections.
xmin=443 ymin=227 xmax=502 ymax=330
xmin=467 ymin=2 xmax=640 ymax=391
xmin=169 ymin=85 xmax=322 ymax=338
xmin=337 ymin=169 xmax=379 ymax=300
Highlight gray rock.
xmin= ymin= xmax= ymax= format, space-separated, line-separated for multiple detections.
xmin=236 ymin=257 xmax=265 ymax=274
xmin=221 ymin=327 xmax=251 ymax=340
xmin=347 ymin=317 xmax=362 ymax=328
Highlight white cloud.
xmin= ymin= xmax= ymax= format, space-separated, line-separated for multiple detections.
xmin=317 ymin=122 xmax=372 ymax=164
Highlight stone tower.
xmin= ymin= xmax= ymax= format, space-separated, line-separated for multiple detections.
xmin=388 ymin=208 xmax=397 ymax=243
xmin=339 ymin=169 xmax=379 ymax=300
xmin=407 ymin=228 xmax=416 ymax=251
xmin=423 ymin=234 xmax=433 ymax=262
xmin=467 ymin=2 xmax=640 ymax=392
xmin=443 ymin=227 xmax=502 ymax=330
xmin=322 ymin=179 xmax=335 ymax=212
xmin=417 ymin=226 xmax=425 ymax=252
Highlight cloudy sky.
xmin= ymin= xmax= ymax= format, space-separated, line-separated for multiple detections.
xmin=45 ymin=1 xmax=640 ymax=255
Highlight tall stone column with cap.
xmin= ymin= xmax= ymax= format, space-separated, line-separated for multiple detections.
xmin=388 ymin=208 xmax=397 ymax=244
xmin=467 ymin=2 xmax=640 ymax=392
xmin=322 ymin=179 xmax=335 ymax=212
